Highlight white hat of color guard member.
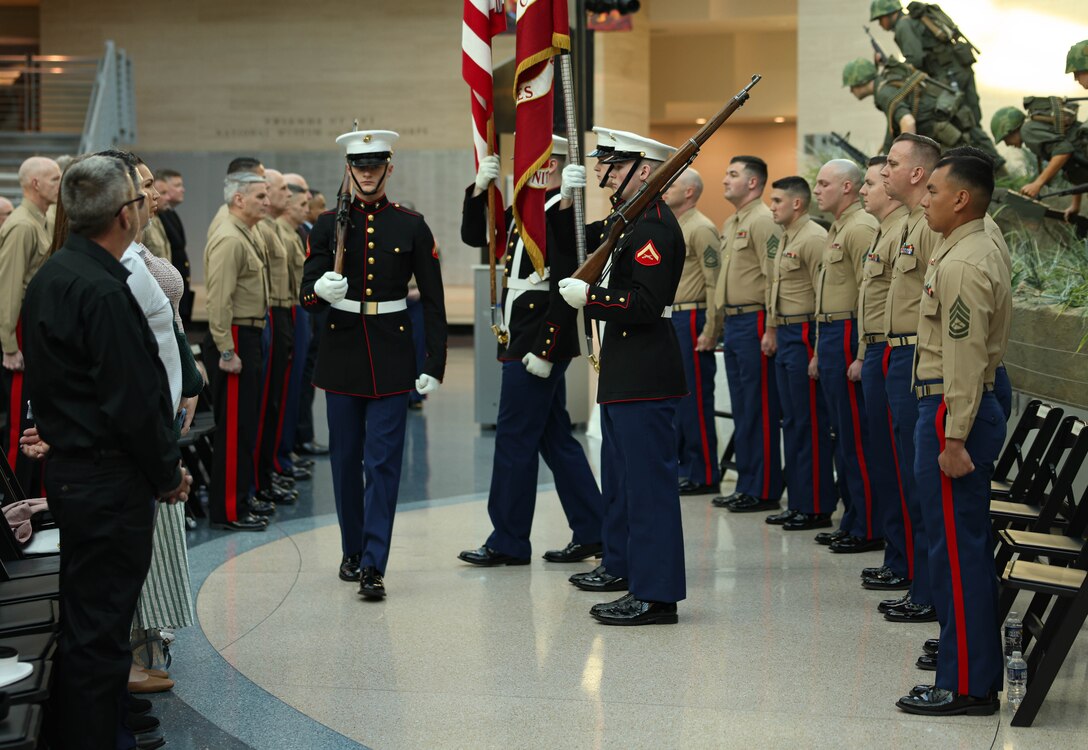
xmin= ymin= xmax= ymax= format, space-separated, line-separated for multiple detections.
xmin=551 ymin=134 xmax=569 ymax=158
xmin=588 ymin=126 xmax=618 ymax=158
xmin=601 ymin=130 xmax=675 ymax=163
xmin=335 ymin=130 xmax=399 ymax=166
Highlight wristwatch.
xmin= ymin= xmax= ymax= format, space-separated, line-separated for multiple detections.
xmin=220 ymin=350 xmax=234 ymax=361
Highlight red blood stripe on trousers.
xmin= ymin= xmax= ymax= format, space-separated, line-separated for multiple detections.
xmin=689 ymin=310 xmax=713 ymax=486
xmin=252 ymin=314 xmax=275 ymax=490
xmin=843 ymin=320 xmax=873 ymax=538
xmin=936 ymin=399 xmax=971 ymax=695
xmin=6 ymin=320 xmax=23 ymax=469
xmin=802 ymin=322 xmax=821 ymax=512
xmin=883 ymin=344 xmax=913 ymax=575
xmin=225 ymin=326 xmax=241 ymax=523
xmin=758 ymin=311 xmax=772 ymax=498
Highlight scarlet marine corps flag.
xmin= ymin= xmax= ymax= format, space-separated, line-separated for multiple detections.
xmin=513 ymin=0 xmax=569 ymax=277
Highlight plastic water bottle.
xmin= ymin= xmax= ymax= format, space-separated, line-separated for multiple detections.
xmin=1004 ymin=612 xmax=1023 ymax=656
xmin=1007 ymin=651 xmax=1027 ymax=712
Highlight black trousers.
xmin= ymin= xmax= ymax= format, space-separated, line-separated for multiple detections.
xmin=203 ymin=325 xmax=262 ymax=524
xmin=253 ymin=307 xmax=293 ymax=492
xmin=2 ymin=324 xmax=42 ymax=495
xmin=296 ymin=307 xmax=328 ymax=445
xmin=46 ymin=455 xmax=155 ymax=750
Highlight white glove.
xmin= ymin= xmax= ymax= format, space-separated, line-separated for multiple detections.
xmin=315 ymin=271 xmax=348 ymax=304
xmin=522 ymin=352 xmax=553 ymax=379
xmin=558 ymin=277 xmax=589 ymax=310
xmin=560 ymin=164 xmax=587 ymax=200
xmin=415 ymin=374 xmax=440 ymax=395
xmin=475 ymin=155 xmax=501 ymax=192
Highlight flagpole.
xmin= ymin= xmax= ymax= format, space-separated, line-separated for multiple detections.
xmin=486 ymin=116 xmax=507 ymax=344
xmin=558 ymin=49 xmax=597 ymax=371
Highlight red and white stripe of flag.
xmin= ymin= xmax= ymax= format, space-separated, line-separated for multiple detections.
xmin=461 ymin=0 xmax=506 ymax=168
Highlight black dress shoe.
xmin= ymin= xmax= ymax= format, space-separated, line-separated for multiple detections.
xmin=339 ymin=553 xmax=362 ymax=582
xmin=128 ymin=697 xmax=153 ymax=716
xmin=136 ymin=737 xmax=166 ymax=750
xmin=728 ymin=495 xmax=780 ymax=513
xmin=272 ymin=472 xmax=296 ymax=488
xmin=862 ymin=565 xmax=891 ymax=578
xmin=814 ymin=528 xmax=850 ymax=545
xmin=212 ymin=514 xmax=268 ymax=532
xmin=277 ymin=466 xmax=312 ymax=481
xmin=256 ymin=488 xmax=296 ymax=506
xmin=862 ymin=574 xmax=911 ymax=590
xmin=358 ymin=566 xmax=386 ymax=600
xmin=296 ymin=441 xmax=329 ymax=455
xmin=765 ymin=508 xmax=801 ymax=525
xmin=591 ymin=596 xmax=678 ymax=626
xmin=884 ymin=602 xmax=938 ymax=623
xmin=590 ymin=593 xmax=634 ymax=615
xmin=923 ymin=638 xmax=940 ymax=656
xmin=678 ymin=479 xmax=717 ymax=496
xmin=457 ymin=546 xmax=530 ymax=567
xmin=829 ymin=535 xmax=886 ymax=554
xmin=877 ymin=593 xmax=911 ymax=613
xmin=916 ymin=653 xmax=938 ymax=671
xmin=782 ymin=513 xmax=833 ymax=531
xmin=543 ymin=541 xmax=603 ymax=563
xmin=248 ymin=498 xmax=277 ymax=516
xmin=571 ymin=567 xmax=629 ymax=592
xmin=125 ymin=712 xmax=160 ymax=735
xmin=896 ymin=687 xmax=998 ymax=716
xmin=291 ymin=456 xmax=315 ymax=470
xmin=711 ymin=492 xmax=743 ymax=508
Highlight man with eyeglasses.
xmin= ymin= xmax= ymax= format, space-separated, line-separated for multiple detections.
xmin=21 ymin=155 xmax=190 ymax=750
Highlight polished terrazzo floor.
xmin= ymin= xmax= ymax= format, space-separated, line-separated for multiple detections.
xmin=155 ymin=342 xmax=1088 ymax=749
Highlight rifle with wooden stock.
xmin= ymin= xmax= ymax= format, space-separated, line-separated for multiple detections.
xmin=571 ymin=74 xmax=763 ymax=284
xmin=332 ymin=165 xmax=352 ymax=275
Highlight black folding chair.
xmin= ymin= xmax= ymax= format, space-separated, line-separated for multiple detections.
xmin=991 ymin=400 xmax=1064 ymax=500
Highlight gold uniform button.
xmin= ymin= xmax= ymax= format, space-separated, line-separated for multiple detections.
xmin=549 ymin=327 xmax=555 ymax=332
xmin=368 ymin=257 xmax=375 ymax=265
xmin=546 ymin=339 xmax=551 ymax=344
xmin=605 ymin=295 xmax=611 ymax=301
xmin=590 ymin=295 xmax=596 ymax=301
xmin=394 ymin=247 xmax=401 ymax=253
xmin=366 ymin=289 xmax=373 ymax=296
xmin=367 ymin=215 xmax=374 ymax=221
xmin=330 ymin=323 xmax=336 ymax=330
xmin=528 ymin=303 xmax=535 ymax=309
xmin=622 ymin=331 xmax=627 ymax=337
xmin=619 ymin=297 xmax=625 ymax=302
xmin=368 ymin=241 xmax=375 ymax=249
xmin=399 ymin=325 xmax=405 ymax=331
xmin=367 ymin=227 xmax=375 ymax=234
xmin=367 ymin=273 xmax=374 ymax=280
xmin=541 ymin=350 xmax=547 ymax=356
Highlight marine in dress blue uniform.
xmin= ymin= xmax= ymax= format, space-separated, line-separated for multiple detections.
xmin=300 ymin=130 xmax=448 ymax=599
xmin=896 ymin=154 xmax=1010 ymax=717
xmin=456 ymin=136 xmax=603 ymax=566
xmin=555 ymin=131 xmax=688 ymax=626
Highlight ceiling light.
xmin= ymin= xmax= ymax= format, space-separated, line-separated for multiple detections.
xmin=773 ymin=117 xmax=786 ymax=124
xmin=695 ymin=118 xmax=707 ymax=125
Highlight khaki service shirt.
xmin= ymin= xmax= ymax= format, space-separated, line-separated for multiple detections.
xmin=857 ymin=205 xmax=909 ymax=358
xmin=769 ymin=214 xmax=827 ymax=320
xmin=816 ymin=200 xmax=879 ymax=358
xmin=0 ymin=202 xmax=51 ymax=353
xmin=714 ymin=198 xmax=780 ymax=334
xmin=207 ymin=204 xmax=230 ymax=242
xmin=672 ymin=207 xmax=720 ymax=340
xmin=255 ymin=217 xmax=294 ymax=307
xmin=143 ymin=215 xmax=171 ymax=261
xmin=276 ymin=217 xmax=307 ymax=302
xmin=915 ymin=218 xmax=1011 ymax=440
xmin=883 ymin=204 xmax=941 ymax=337
xmin=204 ymin=214 xmax=269 ymax=353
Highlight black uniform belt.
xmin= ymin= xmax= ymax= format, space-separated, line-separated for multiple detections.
xmin=862 ymin=333 xmax=886 ymax=345
xmin=233 ymin=317 xmax=266 ymax=329
xmin=672 ymin=302 xmax=708 ymax=312
xmin=887 ymin=334 xmax=918 ymax=348
xmin=816 ymin=311 xmax=855 ymax=323
xmin=914 ymin=382 xmax=995 ymax=398
xmin=776 ymin=313 xmax=815 ymax=326
xmin=723 ymin=303 xmax=763 ymax=317
xmin=51 ymin=447 xmax=127 ymax=461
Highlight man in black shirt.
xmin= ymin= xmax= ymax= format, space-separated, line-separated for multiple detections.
xmin=22 ymin=155 xmax=189 ymax=750
xmin=155 ymin=168 xmax=193 ymax=323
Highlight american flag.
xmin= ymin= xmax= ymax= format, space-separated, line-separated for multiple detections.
xmin=461 ymin=0 xmax=506 ymax=169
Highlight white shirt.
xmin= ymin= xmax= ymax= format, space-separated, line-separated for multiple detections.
xmin=122 ymin=242 xmax=182 ymax=412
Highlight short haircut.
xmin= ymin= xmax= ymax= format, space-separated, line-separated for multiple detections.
xmin=731 ymin=155 xmax=768 ymax=189
xmin=62 ymin=155 xmax=132 ymax=237
xmin=868 ymin=155 xmax=888 ymax=167
xmin=227 ymin=157 xmax=262 ymax=175
xmin=156 ymin=168 xmax=182 ymax=181
xmin=311 ymin=190 xmax=324 ymax=200
xmin=677 ymin=168 xmax=704 ymax=201
xmin=771 ymin=175 xmax=811 ymax=207
xmin=17 ymin=156 xmax=57 ymax=188
xmin=892 ymin=133 xmax=940 ymax=171
xmin=934 ymin=154 xmax=995 ymax=203
xmin=943 ymin=145 xmax=996 ymax=171
xmin=286 ymin=183 xmax=307 ymax=195
xmin=224 ymin=172 xmax=267 ymax=204
xmin=95 ymin=149 xmax=144 ymax=186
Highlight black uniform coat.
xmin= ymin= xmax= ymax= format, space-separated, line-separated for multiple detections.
xmin=300 ymin=195 xmax=447 ymax=398
xmin=461 ymin=186 xmax=580 ymax=362
xmin=551 ymin=198 xmax=688 ymax=404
